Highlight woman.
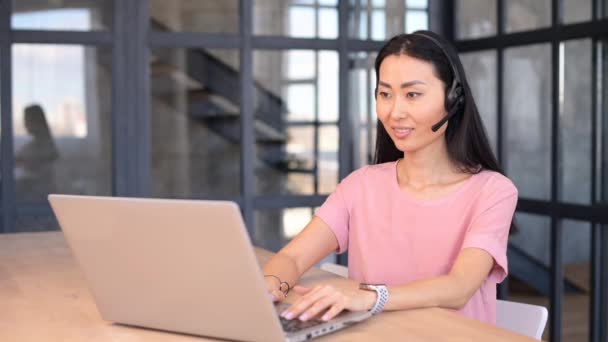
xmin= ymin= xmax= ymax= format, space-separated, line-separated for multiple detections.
xmin=263 ymin=30 xmax=518 ymax=326
xmin=15 ymin=104 xmax=60 ymax=199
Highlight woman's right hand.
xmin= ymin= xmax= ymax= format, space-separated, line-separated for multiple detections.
xmin=265 ymin=276 xmax=287 ymax=302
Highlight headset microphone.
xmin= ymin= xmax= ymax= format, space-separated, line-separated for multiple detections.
xmin=431 ymin=100 xmax=459 ymax=132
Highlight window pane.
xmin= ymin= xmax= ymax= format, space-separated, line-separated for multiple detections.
xmin=150 ymin=48 xmax=240 ymax=199
xmin=286 ymin=84 xmax=315 ymax=121
xmin=562 ymin=220 xmax=591 ymax=342
xmin=562 ymin=220 xmax=591 ymax=269
xmin=504 ymin=44 xmax=552 ymax=200
xmin=292 ymin=0 xmax=315 ymax=4
xmin=371 ymin=10 xmax=386 ymax=41
xmin=318 ymin=126 xmax=339 ymax=194
xmin=150 ymin=0 xmax=238 ymax=33
xmin=460 ymin=50 xmax=497 ymax=154
xmin=562 ymin=220 xmax=592 ymax=281
xmin=405 ymin=10 xmax=428 ymax=33
xmin=349 ymin=52 xmax=377 ymax=168
xmin=12 ymin=0 xmax=113 ymax=31
xmin=350 ymin=8 xmax=368 ymax=39
xmin=13 ymin=44 xmax=112 ymax=202
xmin=456 ymin=0 xmax=497 ymax=40
xmin=406 ymin=0 xmax=428 ymax=9
xmin=253 ymin=50 xmax=338 ymax=196
xmin=289 ymin=6 xmax=316 ymax=38
xmin=285 ymin=126 xmax=315 ymax=194
xmin=508 ymin=213 xmax=551 ymax=340
xmin=254 ymin=207 xmax=337 ymax=264
xmin=560 ymin=39 xmax=592 ymax=204
xmin=563 ymin=0 xmax=591 ymax=24
xmin=506 ymin=0 xmax=551 ymax=33
xmin=349 ymin=0 xmax=429 ymax=40
xmin=319 ymin=7 xmax=338 ymax=39
xmin=318 ymin=51 xmax=339 ymax=122
xmin=286 ymin=50 xmax=315 ymax=80
xmin=510 ymin=213 xmax=551 ymax=274
xmin=254 ymin=1 xmax=338 ymax=38
xmin=286 ymin=127 xmax=315 ymax=170
xmin=254 ymin=208 xmax=313 ymax=252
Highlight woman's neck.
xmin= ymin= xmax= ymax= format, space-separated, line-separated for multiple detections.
xmin=398 ymin=138 xmax=458 ymax=189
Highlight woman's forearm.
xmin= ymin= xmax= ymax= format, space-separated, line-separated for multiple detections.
xmin=262 ymin=217 xmax=341 ymax=291
xmin=384 ymin=274 xmax=474 ymax=311
xmin=383 ymin=248 xmax=494 ymax=312
xmin=262 ymin=252 xmax=302 ymax=289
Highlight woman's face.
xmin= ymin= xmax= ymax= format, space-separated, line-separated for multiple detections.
xmin=375 ymin=54 xmax=448 ymax=154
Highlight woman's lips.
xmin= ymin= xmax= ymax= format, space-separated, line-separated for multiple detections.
xmin=393 ymin=127 xmax=413 ymax=139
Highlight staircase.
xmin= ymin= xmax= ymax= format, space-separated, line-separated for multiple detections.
xmin=149 ymin=20 xmax=295 ymax=173
xmin=508 ymin=243 xmax=585 ymax=296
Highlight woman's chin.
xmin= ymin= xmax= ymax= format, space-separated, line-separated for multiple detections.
xmin=393 ymin=141 xmax=415 ymax=154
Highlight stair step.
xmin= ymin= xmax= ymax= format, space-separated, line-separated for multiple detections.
xmin=508 ymin=243 xmax=585 ymax=295
xmin=564 ymin=262 xmax=590 ymax=293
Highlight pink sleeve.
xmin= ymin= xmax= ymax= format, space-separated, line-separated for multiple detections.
xmin=314 ymin=168 xmax=363 ymax=254
xmin=461 ymin=177 xmax=518 ymax=284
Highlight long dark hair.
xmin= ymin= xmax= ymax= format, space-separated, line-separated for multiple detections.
xmin=373 ymin=31 xmax=517 ymax=233
xmin=24 ymin=104 xmax=54 ymax=141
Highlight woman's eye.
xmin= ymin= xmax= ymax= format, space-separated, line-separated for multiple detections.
xmin=379 ymin=92 xmax=391 ymax=99
xmin=407 ymin=92 xmax=421 ymax=99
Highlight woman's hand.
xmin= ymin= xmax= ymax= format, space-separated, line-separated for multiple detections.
xmin=280 ymin=284 xmax=376 ymax=322
xmin=265 ymin=276 xmax=287 ymax=302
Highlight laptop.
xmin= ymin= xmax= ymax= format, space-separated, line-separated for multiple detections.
xmin=48 ymin=194 xmax=371 ymax=342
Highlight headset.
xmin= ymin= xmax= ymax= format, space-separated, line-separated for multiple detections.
xmin=412 ymin=32 xmax=465 ymax=132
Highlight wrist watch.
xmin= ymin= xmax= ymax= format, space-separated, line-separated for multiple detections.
xmin=359 ymin=283 xmax=389 ymax=315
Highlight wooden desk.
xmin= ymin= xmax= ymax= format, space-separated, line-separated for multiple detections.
xmin=0 ymin=232 xmax=535 ymax=341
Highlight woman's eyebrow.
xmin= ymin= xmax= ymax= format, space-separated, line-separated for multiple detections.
xmin=378 ymin=80 xmax=426 ymax=89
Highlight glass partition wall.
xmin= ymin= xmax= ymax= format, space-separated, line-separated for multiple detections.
xmin=0 ymin=0 xmax=429 ymax=259
xmin=455 ymin=0 xmax=608 ymax=340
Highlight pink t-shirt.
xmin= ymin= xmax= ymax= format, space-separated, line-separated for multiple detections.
xmin=315 ymin=161 xmax=518 ymax=325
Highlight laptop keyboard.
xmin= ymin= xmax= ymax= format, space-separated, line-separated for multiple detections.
xmin=279 ymin=315 xmax=325 ymax=333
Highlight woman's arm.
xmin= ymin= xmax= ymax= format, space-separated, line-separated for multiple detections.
xmin=384 ymin=247 xmax=494 ymax=310
xmin=262 ymin=216 xmax=339 ymax=299
xmin=282 ymin=247 xmax=495 ymax=321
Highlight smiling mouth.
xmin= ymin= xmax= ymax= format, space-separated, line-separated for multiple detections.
xmin=393 ymin=127 xmax=413 ymax=138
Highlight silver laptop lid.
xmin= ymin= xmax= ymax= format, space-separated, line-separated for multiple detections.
xmin=49 ymin=194 xmax=285 ymax=342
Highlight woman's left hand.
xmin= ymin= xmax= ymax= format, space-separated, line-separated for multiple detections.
xmin=280 ymin=284 xmax=376 ymax=322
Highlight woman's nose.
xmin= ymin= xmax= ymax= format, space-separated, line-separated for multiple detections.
xmin=390 ymin=98 xmax=407 ymax=120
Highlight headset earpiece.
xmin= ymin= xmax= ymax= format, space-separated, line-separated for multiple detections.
xmin=412 ymin=32 xmax=465 ymax=132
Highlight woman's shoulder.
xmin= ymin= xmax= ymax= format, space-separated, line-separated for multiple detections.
xmin=349 ymin=161 xmax=395 ymax=180
xmin=339 ymin=162 xmax=396 ymax=188
xmin=362 ymin=161 xmax=396 ymax=173
xmin=474 ymin=169 xmax=518 ymax=197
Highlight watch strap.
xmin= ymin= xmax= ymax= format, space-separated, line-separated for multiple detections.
xmin=359 ymin=284 xmax=388 ymax=315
